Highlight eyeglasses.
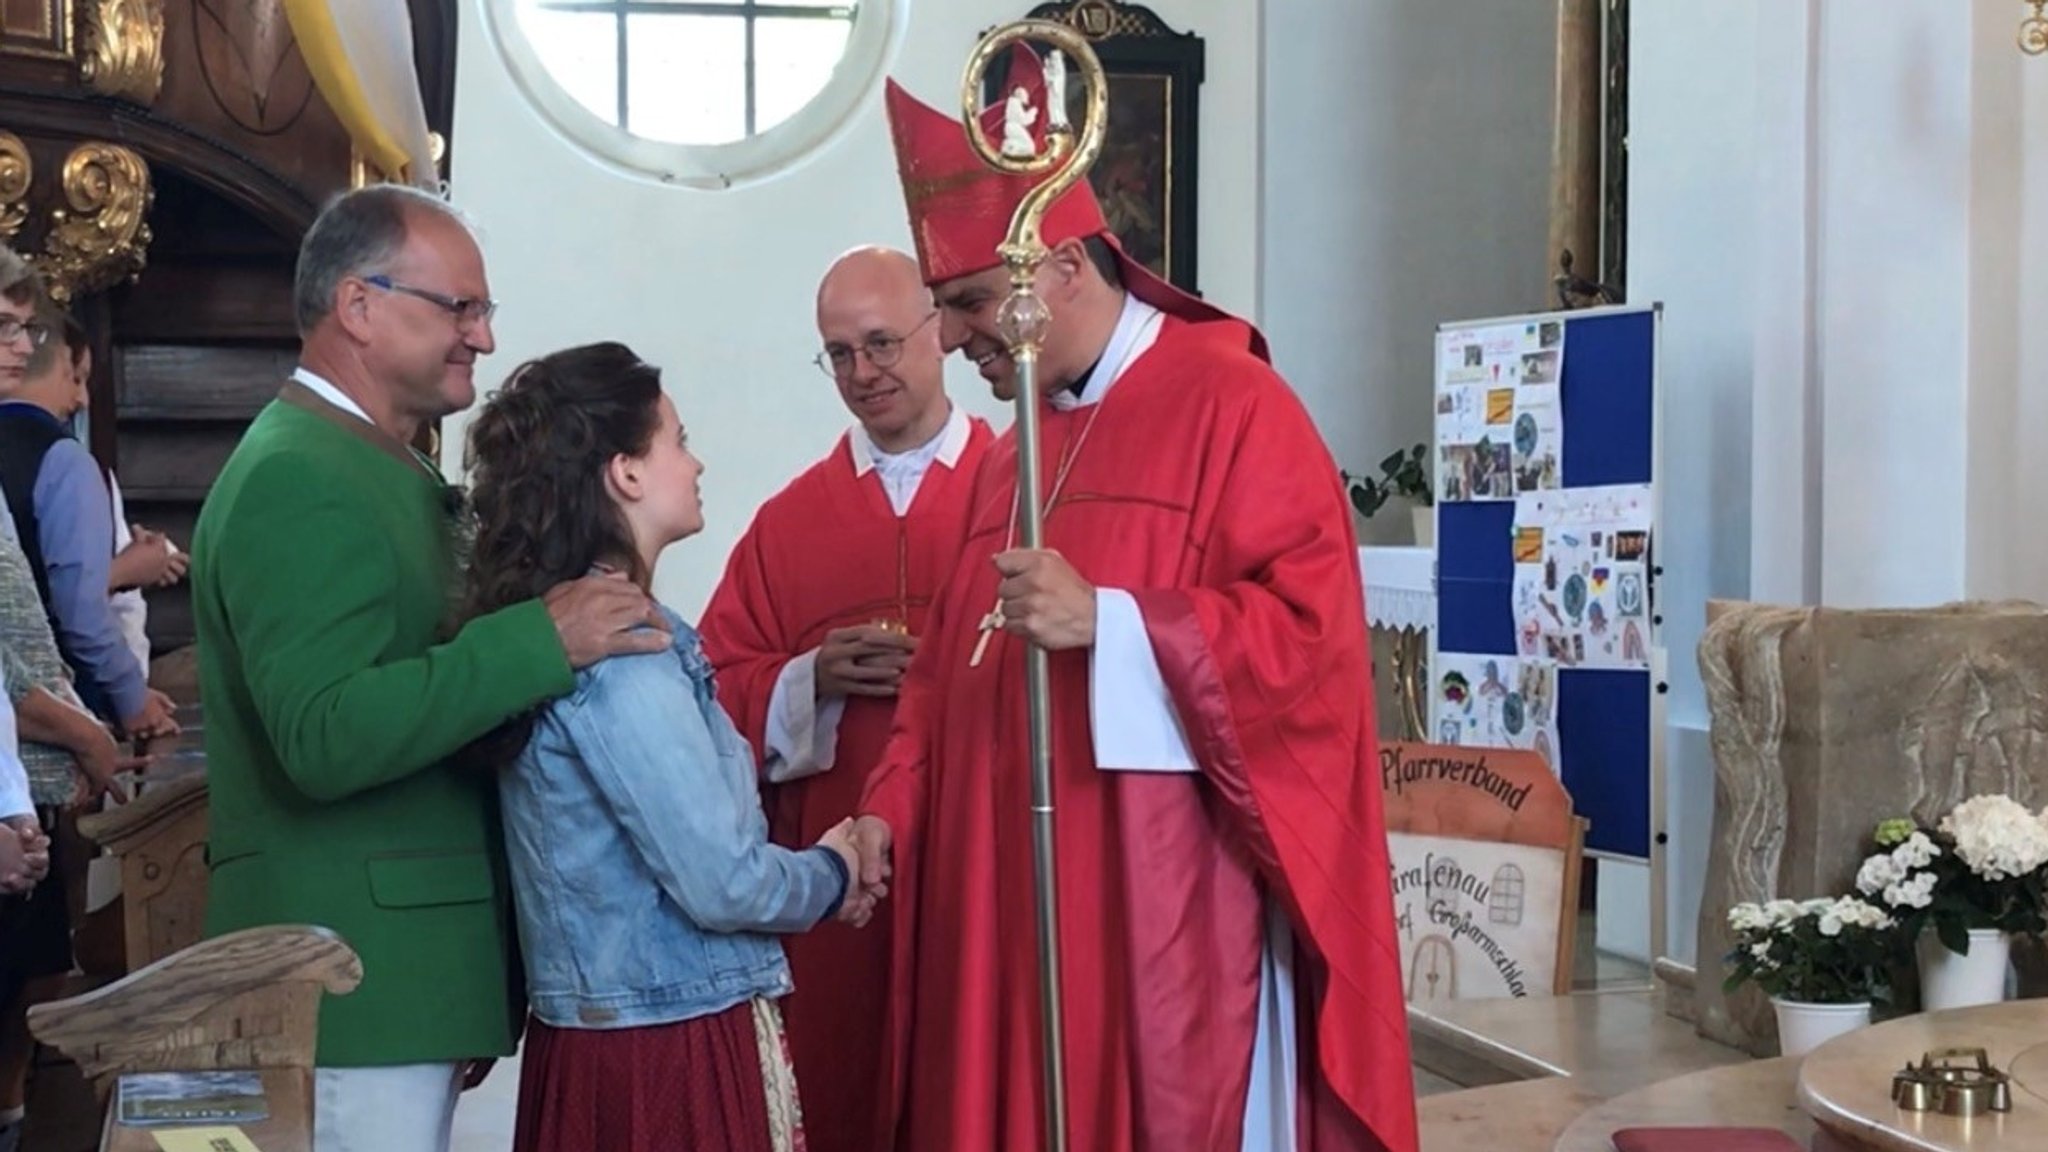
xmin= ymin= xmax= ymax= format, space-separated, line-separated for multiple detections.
xmin=0 ymin=317 xmax=50 ymax=349
xmin=814 ymin=312 xmax=937 ymax=379
xmin=363 ymin=274 xmax=498 ymax=328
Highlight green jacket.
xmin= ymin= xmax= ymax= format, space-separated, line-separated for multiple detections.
xmin=192 ymin=383 xmax=573 ymax=1067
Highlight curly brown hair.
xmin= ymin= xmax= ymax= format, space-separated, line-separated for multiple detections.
xmin=461 ymin=340 xmax=665 ymax=760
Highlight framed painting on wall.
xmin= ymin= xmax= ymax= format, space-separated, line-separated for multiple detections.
xmin=982 ymin=0 xmax=1205 ymax=295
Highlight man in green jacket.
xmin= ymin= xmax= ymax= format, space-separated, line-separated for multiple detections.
xmin=192 ymin=183 xmax=667 ymax=1152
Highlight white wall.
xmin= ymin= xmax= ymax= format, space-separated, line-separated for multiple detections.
xmin=1259 ymin=0 xmax=1554 ymax=543
xmin=2014 ymin=37 xmax=2048 ymax=606
xmin=446 ymin=0 xmax=1261 ymax=616
xmin=1966 ymin=9 xmax=2048 ymax=605
xmin=1748 ymin=1 xmax=2043 ymax=611
xmin=1628 ymin=0 xmax=1763 ymax=964
xmin=1637 ymin=0 xmax=2048 ymax=965
xmin=450 ymin=0 xmax=1559 ymax=611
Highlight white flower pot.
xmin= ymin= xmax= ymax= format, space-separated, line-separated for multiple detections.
xmin=1411 ymin=505 xmax=1434 ymax=548
xmin=1771 ymin=998 xmax=1871 ymax=1058
xmin=1917 ymin=928 xmax=2012 ymax=1011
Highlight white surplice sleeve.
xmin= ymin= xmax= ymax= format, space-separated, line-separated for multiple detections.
xmin=761 ymin=648 xmax=848 ymax=784
xmin=1088 ymin=588 xmax=1197 ymax=772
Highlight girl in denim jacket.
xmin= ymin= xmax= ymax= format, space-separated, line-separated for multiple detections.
xmin=463 ymin=342 xmax=872 ymax=1152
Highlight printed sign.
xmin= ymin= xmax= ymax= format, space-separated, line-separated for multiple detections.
xmin=1380 ymin=742 xmax=1578 ymax=1001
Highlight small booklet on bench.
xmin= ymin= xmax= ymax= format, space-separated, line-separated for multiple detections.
xmin=116 ymin=1070 xmax=269 ymax=1127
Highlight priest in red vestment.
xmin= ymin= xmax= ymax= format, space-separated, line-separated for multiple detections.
xmin=845 ymin=57 xmax=1418 ymax=1152
xmin=698 ymin=244 xmax=993 ymax=1152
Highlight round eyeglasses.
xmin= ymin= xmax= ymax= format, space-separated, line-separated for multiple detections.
xmin=814 ymin=312 xmax=938 ymax=379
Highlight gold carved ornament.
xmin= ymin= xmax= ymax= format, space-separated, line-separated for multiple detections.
xmin=79 ymin=0 xmax=166 ymax=105
xmin=1063 ymin=0 xmax=1142 ymax=40
xmin=0 ymin=132 xmax=29 ymax=245
xmin=2025 ymin=0 xmax=2048 ymax=54
xmin=32 ymin=142 xmax=155 ymax=305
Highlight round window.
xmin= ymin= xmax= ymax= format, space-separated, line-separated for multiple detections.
xmin=483 ymin=0 xmax=900 ymax=189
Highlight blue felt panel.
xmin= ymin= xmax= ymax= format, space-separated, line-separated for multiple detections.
xmin=1557 ymin=669 xmax=1652 ymax=859
xmin=1437 ymin=499 xmax=1515 ymax=582
xmin=1433 ymin=307 xmax=1660 ymax=862
xmin=1437 ymin=578 xmax=1515 ymax=657
xmin=1557 ymin=310 xmax=1655 ymax=488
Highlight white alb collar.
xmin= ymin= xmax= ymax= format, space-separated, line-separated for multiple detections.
xmin=849 ymin=401 xmax=971 ymax=476
xmin=1051 ymin=294 xmax=1164 ymax=412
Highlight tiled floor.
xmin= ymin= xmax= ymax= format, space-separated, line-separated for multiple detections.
xmin=1411 ymin=936 xmax=1656 ymax=1101
xmin=445 ymin=951 xmax=1658 ymax=1145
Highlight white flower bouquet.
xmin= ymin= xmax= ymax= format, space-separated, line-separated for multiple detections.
xmin=1855 ymin=796 xmax=2048 ymax=955
xmin=1721 ymin=896 xmax=1897 ymax=1005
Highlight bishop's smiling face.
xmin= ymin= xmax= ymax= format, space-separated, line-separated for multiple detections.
xmin=932 ymin=263 xmax=1018 ymax=399
xmin=930 ymin=238 xmax=1096 ymax=404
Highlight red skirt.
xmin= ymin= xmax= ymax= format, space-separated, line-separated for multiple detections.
xmin=513 ymin=1000 xmax=802 ymax=1152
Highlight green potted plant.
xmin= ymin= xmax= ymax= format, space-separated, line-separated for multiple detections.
xmin=1852 ymin=799 xmax=2048 ymax=1012
xmin=1342 ymin=443 xmax=1434 ymax=546
xmin=1722 ymin=895 xmax=1897 ymax=1056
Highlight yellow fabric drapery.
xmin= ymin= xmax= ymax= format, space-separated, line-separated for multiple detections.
xmin=281 ymin=0 xmax=438 ymax=187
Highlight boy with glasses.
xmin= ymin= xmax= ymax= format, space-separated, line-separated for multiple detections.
xmin=0 ymin=251 xmax=176 ymax=745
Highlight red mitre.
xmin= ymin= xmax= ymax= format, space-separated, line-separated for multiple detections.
xmin=883 ymin=50 xmax=1269 ymax=361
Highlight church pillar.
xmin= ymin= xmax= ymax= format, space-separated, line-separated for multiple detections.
xmin=1750 ymin=0 xmax=2040 ymax=608
xmin=1546 ymin=0 xmax=1603 ymax=286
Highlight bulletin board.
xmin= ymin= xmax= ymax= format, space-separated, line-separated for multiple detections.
xmin=1427 ymin=303 xmax=1663 ymax=861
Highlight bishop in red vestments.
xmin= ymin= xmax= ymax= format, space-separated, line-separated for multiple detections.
xmin=699 ymin=245 xmax=992 ymax=1152
xmin=845 ymin=60 xmax=1419 ymax=1152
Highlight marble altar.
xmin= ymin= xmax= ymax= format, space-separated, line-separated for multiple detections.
xmin=1798 ymin=999 xmax=2048 ymax=1151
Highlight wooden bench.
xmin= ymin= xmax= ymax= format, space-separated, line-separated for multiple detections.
xmin=26 ymin=925 xmax=361 ymax=1152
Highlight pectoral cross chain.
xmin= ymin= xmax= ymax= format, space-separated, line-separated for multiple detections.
xmin=963 ymin=354 xmax=1125 ymax=671
xmin=969 ymin=600 xmax=1005 ymax=667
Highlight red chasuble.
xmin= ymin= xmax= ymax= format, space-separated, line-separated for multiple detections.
xmin=860 ymin=316 xmax=1418 ymax=1152
xmin=699 ymin=419 xmax=992 ymax=1152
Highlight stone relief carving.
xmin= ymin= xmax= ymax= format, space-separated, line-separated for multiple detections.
xmin=1694 ymin=600 xmax=2048 ymax=1054
xmin=1696 ymin=604 xmax=1805 ymax=1050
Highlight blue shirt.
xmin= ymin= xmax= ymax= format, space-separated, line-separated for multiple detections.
xmin=0 ymin=691 xmax=29 ymax=821
xmin=0 ymin=402 xmax=144 ymax=720
xmin=499 ymin=606 xmax=848 ymax=1029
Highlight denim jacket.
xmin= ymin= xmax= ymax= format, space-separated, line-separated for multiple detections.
xmin=500 ymin=606 xmax=848 ymax=1029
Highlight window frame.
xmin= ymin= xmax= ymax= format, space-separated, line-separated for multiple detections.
xmin=482 ymin=0 xmax=900 ymax=189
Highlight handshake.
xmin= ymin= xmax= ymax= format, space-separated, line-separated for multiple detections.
xmin=818 ymin=815 xmax=893 ymax=928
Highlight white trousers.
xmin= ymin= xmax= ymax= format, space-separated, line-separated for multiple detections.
xmin=314 ymin=1063 xmax=462 ymax=1152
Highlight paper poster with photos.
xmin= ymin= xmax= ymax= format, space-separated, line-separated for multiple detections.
xmin=1510 ymin=484 xmax=1653 ymax=671
xmin=1436 ymin=319 xmax=1566 ymax=503
xmin=1432 ymin=652 xmax=1562 ymax=771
